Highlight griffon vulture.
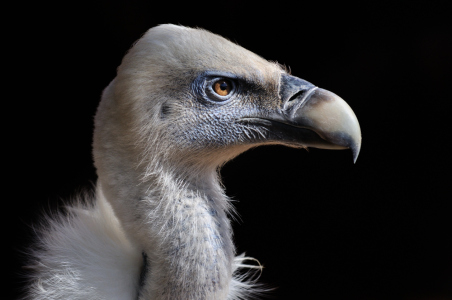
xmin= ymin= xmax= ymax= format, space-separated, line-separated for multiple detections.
xmin=25 ymin=24 xmax=361 ymax=300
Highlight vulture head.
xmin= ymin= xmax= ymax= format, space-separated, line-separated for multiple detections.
xmin=30 ymin=24 xmax=361 ymax=300
xmin=94 ymin=24 xmax=360 ymax=195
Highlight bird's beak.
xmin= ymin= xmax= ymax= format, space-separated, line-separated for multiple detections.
xmin=266 ymin=74 xmax=362 ymax=162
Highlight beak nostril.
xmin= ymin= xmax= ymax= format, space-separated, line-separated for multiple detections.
xmin=288 ymin=90 xmax=306 ymax=102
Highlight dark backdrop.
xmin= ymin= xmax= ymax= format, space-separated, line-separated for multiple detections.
xmin=6 ymin=1 xmax=452 ymax=299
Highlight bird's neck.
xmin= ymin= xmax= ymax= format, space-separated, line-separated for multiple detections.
xmin=99 ymin=166 xmax=235 ymax=300
xmin=145 ymin=186 xmax=234 ymax=299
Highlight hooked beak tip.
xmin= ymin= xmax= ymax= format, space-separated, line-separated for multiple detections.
xmin=352 ymin=142 xmax=361 ymax=164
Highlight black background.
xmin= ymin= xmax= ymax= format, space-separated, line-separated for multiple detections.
xmin=6 ymin=1 xmax=452 ymax=299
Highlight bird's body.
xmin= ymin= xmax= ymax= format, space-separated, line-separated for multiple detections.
xmin=25 ymin=25 xmax=361 ymax=300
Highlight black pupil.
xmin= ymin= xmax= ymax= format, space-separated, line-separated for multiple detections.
xmin=219 ymin=81 xmax=228 ymax=90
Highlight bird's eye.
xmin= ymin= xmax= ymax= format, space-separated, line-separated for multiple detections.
xmin=213 ymin=80 xmax=232 ymax=96
xmin=202 ymin=76 xmax=236 ymax=103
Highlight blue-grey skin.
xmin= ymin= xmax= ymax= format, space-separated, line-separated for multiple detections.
xmin=163 ymin=70 xmax=361 ymax=162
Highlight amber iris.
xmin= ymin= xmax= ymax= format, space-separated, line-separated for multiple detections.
xmin=213 ymin=80 xmax=232 ymax=96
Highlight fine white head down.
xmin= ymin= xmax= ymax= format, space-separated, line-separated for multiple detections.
xmin=26 ymin=24 xmax=361 ymax=300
